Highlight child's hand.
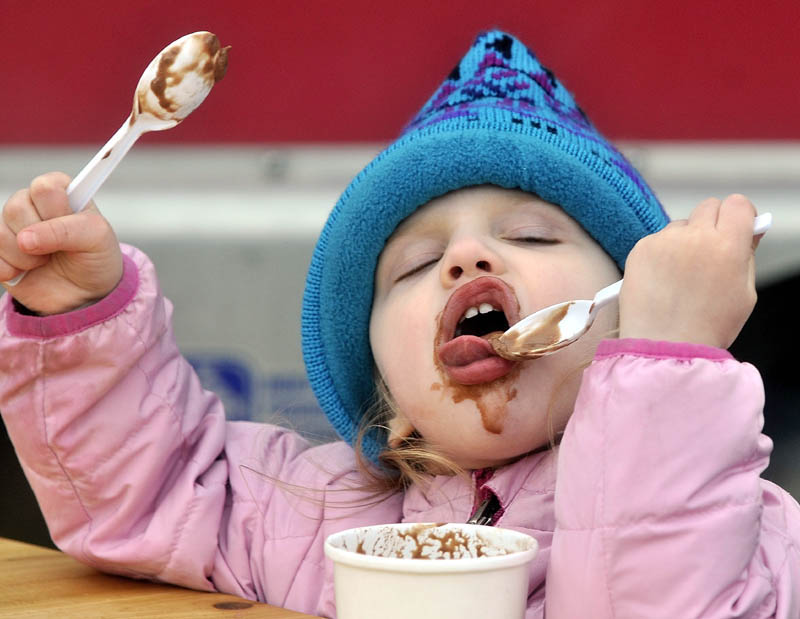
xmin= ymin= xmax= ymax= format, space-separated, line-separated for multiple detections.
xmin=619 ymin=194 xmax=761 ymax=349
xmin=0 ymin=172 xmax=123 ymax=316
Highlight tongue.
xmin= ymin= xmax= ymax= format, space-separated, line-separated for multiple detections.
xmin=438 ymin=335 xmax=516 ymax=385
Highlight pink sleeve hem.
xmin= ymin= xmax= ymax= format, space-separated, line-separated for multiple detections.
xmin=595 ymin=338 xmax=734 ymax=362
xmin=5 ymin=254 xmax=139 ymax=339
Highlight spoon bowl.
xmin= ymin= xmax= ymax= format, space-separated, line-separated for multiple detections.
xmin=492 ymin=212 xmax=773 ymax=360
xmin=491 ymin=298 xmax=595 ymax=360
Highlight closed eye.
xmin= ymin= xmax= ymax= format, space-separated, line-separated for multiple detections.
xmin=500 ymin=224 xmax=561 ymax=245
xmin=395 ymin=257 xmax=440 ymax=282
xmin=505 ymin=236 xmax=560 ymax=245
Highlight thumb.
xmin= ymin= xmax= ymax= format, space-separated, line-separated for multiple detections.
xmin=18 ymin=211 xmax=103 ymax=255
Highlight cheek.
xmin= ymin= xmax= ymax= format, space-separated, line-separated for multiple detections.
xmin=539 ymin=252 xmax=620 ymax=307
xmin=370 ymin=293 xmax=437 ymax=385
xmin=515 ymin=263 xmax=583 ymax=311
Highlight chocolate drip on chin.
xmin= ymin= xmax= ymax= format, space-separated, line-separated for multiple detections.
xmin=433 ymin=312 xmax=519 ymax=434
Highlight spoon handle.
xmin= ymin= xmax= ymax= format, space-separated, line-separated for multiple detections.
xmin=4 ymin=116 xmax=143 ymax=286
xmin=67 ymin=114 xmax=142 ymax=213
xmin=753 ymin=212 xmax=772 ymax=235
xmin=592 ymin=279 xmax=623 ymax=310
xmin=590 ymin=212 xmax=773 ymax=312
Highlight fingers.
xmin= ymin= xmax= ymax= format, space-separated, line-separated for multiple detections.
xmin=3 ymin=173 xmax=73 ymax=234
xmin=0 ymin=191 xmax=41 ymax=279
xmin=0 ymin=227 xmax=48 ymax=278
xmin=686 ymin=194 xmax=759 ymax=253
xmin=687 ymin=196 xmax=722 ymax=228
xmin=3 ymin=189 xmax=38 ymax=234
xmin=1 ymin=172 xmax=113 ymax=288
xmin=17 ymin=210 xmax=108 ymax=255
xmin=29 ymin=172 xmax=74 ymax=221
xmin=716 ymin=193 xmax=758 ymax=249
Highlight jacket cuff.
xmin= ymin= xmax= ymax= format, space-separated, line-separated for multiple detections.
xmin=595 ymin=338 xmax=734 ymax=362
xmin=5 ymin=253 xmax=139 ymax=339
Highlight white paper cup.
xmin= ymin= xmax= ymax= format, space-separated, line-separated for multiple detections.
xmin=324 ymin=522 xmax=538 ymax=619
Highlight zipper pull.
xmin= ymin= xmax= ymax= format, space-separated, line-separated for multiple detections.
xmin=467 ymin=493 xmax=500 ymax=526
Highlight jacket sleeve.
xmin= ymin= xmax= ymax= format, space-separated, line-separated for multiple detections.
xmin=546 ymin=339 xmax=800 ymax=618
xmin=0 ymin=245 xmax=403 ymax=615
xmin=0 ymin=244 xmax=235 ymax=591
xmin=0 ymin=246 xmax=326 ymax=597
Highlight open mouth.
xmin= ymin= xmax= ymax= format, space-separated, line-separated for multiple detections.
xmin=454 ymin=303 xmax=510 ymax=339
xmin=439 ymin=276 xmax=520 ymax=344
xmin=437 ymin=277 xmax=520 ymax=385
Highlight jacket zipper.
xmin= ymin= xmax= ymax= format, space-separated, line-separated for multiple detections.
xmin=466 ymin=493 xmax=501 ymax=525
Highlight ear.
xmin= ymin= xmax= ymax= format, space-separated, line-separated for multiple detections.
xmin=387 ymin=411 xmax=415 ymax=448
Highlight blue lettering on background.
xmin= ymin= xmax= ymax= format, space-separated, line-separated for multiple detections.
xmin=186 ymin=354 xmax=334 ymax=440
xmin=186 ymin=355 xmax=254 ymax=421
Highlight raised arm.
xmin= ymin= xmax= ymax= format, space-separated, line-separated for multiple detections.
xmin=547 ymin=195 xmax=800 ymax=617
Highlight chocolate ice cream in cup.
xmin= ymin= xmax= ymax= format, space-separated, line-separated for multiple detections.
xmin=324 ymin=522 xmax=538 ymax=619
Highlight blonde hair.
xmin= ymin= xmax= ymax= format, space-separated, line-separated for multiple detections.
xmin=352 ymin=372 xmax=468 ymax=495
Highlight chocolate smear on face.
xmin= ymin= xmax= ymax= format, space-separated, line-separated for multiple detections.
xmin=449 ymin=374 xmax=519 ymax=434
xmin=432 ymin=310 xmax=520 ymax=434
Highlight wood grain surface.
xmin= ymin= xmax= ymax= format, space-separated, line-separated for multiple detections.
xmin=0 ymin=537 xmax=320 ymax=618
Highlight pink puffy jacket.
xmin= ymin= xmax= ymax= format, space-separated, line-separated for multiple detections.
xmin=1 ymin=245 xmax=799 ymax=618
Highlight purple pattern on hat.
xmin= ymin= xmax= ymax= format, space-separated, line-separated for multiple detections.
xmin=407 ymin=33 xmax=577 ymax=128
xmin=479 ymin=51 xmax=509 ymax=70
xmin=491 ymin=69 xmax=517 ymax=79
xmin=531 ymin=72 xmax=556 ymax=97
xmin=401 ymin=31 xmax=659 ymax=196
xmin=430 ymin=82 xmax=458 ymax=110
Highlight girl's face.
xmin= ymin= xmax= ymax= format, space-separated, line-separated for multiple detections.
xmin=370 ymin=186 xmax=620 ymax=469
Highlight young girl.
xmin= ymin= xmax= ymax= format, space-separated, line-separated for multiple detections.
xmin=1 ymin=30 xmax=798 ymax=618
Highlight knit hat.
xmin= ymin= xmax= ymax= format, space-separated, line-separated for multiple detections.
xmin=301 ymin=30 xmax=669 ymax=464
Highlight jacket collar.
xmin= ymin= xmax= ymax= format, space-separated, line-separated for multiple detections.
xmin=401 ymin=447 xmax=558 ymax=523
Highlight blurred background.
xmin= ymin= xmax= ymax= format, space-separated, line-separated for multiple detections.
xmin=1 ymin=0 xmax=799 ymax=548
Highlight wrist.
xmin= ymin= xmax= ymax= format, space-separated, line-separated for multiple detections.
xmin=618 ymin=313 xmax=729 ymax=349
xmin=617 ymin=330 xmax=724 ymax=350
xmin=5 ymin=254 xmax=139 ymax=339
xmin=14 ymin=296 xmax=105 ymax=317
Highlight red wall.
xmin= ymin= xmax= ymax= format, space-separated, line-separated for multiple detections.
xmin=3 ymin=0 xmax=799 ymax=144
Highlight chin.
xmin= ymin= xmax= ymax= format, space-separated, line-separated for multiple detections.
xmin=445 ymin=440 xmax=544 ymax=471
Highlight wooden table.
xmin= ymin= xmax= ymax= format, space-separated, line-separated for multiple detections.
xmin=0 ymin=537 xmax=321 ymax=618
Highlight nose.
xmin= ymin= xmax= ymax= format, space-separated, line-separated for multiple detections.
xmin=440 ymin=235 xmax=505 ymax=286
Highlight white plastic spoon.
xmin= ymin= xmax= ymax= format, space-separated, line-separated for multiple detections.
xmin=491 ymin=212 xmax=773 ymax=360
xmin=4 ymin=31 xmax=230 ymax=286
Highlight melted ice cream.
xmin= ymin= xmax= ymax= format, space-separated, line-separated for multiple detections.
xmin=133 ymin=31 xmax=230 ymax=123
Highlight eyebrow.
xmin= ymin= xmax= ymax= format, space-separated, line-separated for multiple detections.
xmin=390 ymin=207 xmax=452 ymax=241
